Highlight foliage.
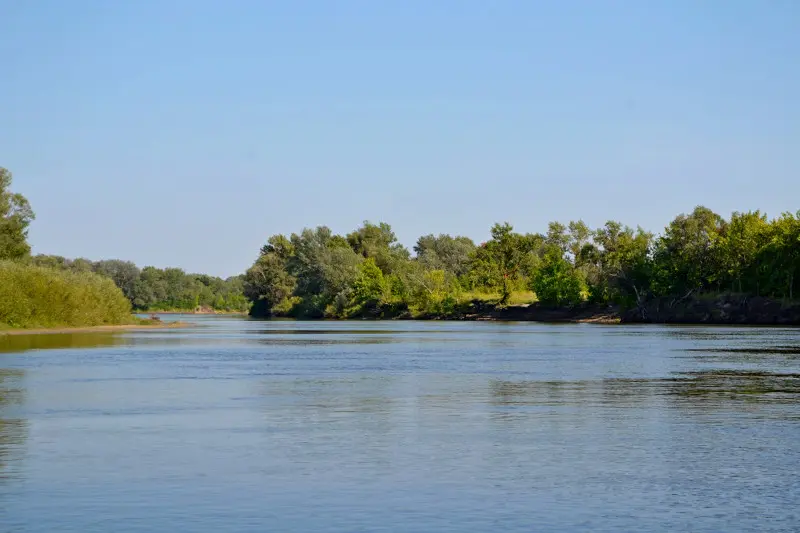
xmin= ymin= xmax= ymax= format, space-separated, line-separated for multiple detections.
xmin=30 ymin=255 xmax=250 ymax=312
xmin=0 ymin=261 xmax=132 ymax=329
xmin=414 ymin=234 xmax=476 ymax=277
xmin=243 ymin=253 xmax=295 ymax=316
xmin=531 ymin=248 xmax=585 ymax=306
xmin=243 ymin=207 xmax=800 ymax=319
xmin=652 ymin=206 xmax=726 ymax=296
xmin=0 ymin=167 xmax=35 ymax=261
xmin=351 ymin=258 xmax=388 ymax=308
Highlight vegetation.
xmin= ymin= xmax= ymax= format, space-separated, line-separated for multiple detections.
xmin=0 ymin=168 xmax=35 ymax=261
xmin=28 ymin=256 xmax=250 ymax=313
xmin=3 ymin=164 xmax=798 ymax=324
xmin=244 ymin=209 xmax=800 ymax=319
xmin=0 ymin=167 xmax=135 ymax=329
xmin=0 ymin=261 xmax=132 ymax=329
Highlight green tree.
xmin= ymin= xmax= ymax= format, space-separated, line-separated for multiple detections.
xmin=276 ymin=227 xmax=364 ymax=316
xmin=652 ymin=206 xmax=725 ymax=297
xmin=347 ymin=221 xmax=409 ymax=274
xmin=567 ymin=220 xmax=591 ymax=259
xmin=92 ymin=260 xmax=141 ymax=303
xmin=531 ymin=248 xmax=585 ymax=306
xmin=351 ymin=258 xmax=387 ymax=307
xmin=716 ymin=211 xmax=769 ymax=293
xmin=484 ymin=223 xmax=525 ymax=303
xmin=591 ymin=221 xmax=653 ymax=305
xmin=757 ymin=212 xmax=800 ymax=299
xmin=243 ymin=253 xmax=296 ymax=316
xmin=415 ymin=234 xmax=476 ymax=277
xmin=0 ymin=167 xmax=35 ymax=261
xmin=545 ymin=221 xmax=570 ymax=254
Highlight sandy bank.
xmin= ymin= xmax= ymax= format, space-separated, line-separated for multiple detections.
xmin=0 ymin=322 xmax=192 ymax=336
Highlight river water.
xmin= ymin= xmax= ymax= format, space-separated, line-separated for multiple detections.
xmin=1 ymin=317 xmax=799 ymax=532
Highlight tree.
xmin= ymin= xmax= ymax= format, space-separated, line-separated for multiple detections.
xmin=757 ymin=212 xmax=800 ymax=299
xmin=347 ymin=221 xmax=397 ymax=258
xmin=92 ymin=260 xmax=141 ymax=303
xmin=591 ymin=221 xmax=653 ymax=306
xmin=545 ymin=221 xmax=570 ymax=255
xmin=347 ymin=221 xmax=409 ymax=274
xmin=414 ymin=234 xmax=476 ymax=277
xmin=351 ymin=258 xmax=388 ymax=307
xmin=288 ymin=227 xmax=362 ymax=302
xmin=716 ymin=211 xmax=769 ymax=293
xmin=243 ymin=253 xmax=296 ymax=316
xmin=567 ymin=220 xmax=591 ymax=259
xmin=260 ymin=234 xmax=294 ymax=260
xmin=652 ymin=206 xmax=725 ymax=297
xmin=482 ymin=223 xmax=525 ymax=303
xmin=0 ymin=167 xmax=35 ymax=260
xmin=531 ymin=248 xmax=585 ymax=306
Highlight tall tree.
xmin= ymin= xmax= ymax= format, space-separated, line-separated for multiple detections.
xmin=716 ymin=211 xmax=769 ymax=293
xmin=484 ymin=223 xmax=524 ymax=304
xmin=92 ymin=260 xmax=141 ymax=303
xmin=652 ymin=206 xmax=725 ymax=297
xmin=531 ymin=248 xmax=585 ymax=306
xmin=243 ymin=252 xmax=296 ymax=316
xmin=0 ymin=167 xmax=35 ymax=260
xmin=347 ymin=221 xmax=409 ymax=274
xmin=592 ymin=221 xmax=653 ymax=305
xmin=414 ymin=234 xmax=476 ymax=277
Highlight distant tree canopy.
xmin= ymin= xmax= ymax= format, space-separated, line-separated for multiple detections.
xmin=28 ymin=256 xmax=250 ymax=312
xmin=0 ymin=167 xmax=35 ymax=261
xmin=243 ymin=209 xmax=800 ymax=318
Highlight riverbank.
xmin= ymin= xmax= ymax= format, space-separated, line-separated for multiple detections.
xmin=338 ymin=294 xmax=800 ymax=325
xmin=137 ymin=309 xmax=247 ymax=315
xmin=0 ymin=321 xmax=192 ymax=336
xmin=451 ymin=294 xmax=800 ymax=325
xmin=452 ymin=302 xmax=621 ymax=324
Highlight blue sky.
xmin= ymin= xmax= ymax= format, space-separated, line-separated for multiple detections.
xmin=2 ymin=0 xmax=798 ymax=277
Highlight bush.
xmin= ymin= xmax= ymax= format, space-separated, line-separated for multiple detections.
xmin=0 ymin=261 xmax=133 ymax=329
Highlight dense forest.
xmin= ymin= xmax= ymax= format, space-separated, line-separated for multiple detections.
xmin=243 ymin=209 xmax=800 ymax=319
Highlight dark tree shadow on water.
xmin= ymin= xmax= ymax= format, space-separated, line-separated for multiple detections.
xmin=0 ymin=368 xmax=27 ymax=482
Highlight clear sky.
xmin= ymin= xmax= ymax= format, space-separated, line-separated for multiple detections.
xmin=2 ymin=0 xmax=798 ymax=278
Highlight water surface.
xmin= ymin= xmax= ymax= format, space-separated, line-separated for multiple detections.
xmin=2 ymin=317 xmax=799 ymax=532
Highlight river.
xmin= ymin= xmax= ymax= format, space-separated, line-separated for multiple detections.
xmin=1 ymin=316 xmax=799 ymax=532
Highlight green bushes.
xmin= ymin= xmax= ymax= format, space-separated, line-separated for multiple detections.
xmin=0 ymin=261 xmax=133 ymax=329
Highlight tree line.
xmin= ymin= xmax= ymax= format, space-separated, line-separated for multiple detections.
xmin=1 ymin=167 xmax=134 ymax=328
xmin=1 ymin=166 xmax=247 ymax=321
xmin=3 ymin=165 xmax=798 ymax=322
xmin=243 ymin=208 xmax=800 ymax=318
xmin=29 ymin=255 xmax=249 ymax=312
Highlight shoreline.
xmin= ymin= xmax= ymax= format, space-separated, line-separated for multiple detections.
xmin=257 ymin=295 xmax=800 ymax=325
xmin=0 ymin=322 xmax=192 ymax=336
xmin=137 ymin=311 xmax=247 ymax=316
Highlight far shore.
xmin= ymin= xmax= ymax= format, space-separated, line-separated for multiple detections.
xmin=138 ymin=311 xmax=247 ymax=316
xmin=0 ymin=321 xmax=192 ymax=336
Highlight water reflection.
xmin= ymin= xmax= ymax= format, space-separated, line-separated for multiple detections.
xmin=689 ymin=346 xmax=800 ymax=355
xmin=0 ymin=368 xmax=27 ymax=481
xmin=0 ymin=332 xmax=124 ymax=354
xmin=256 ymin=337 xmax=396 ymax=346
xmin=490 ymin=370 xmax=800 ymax=409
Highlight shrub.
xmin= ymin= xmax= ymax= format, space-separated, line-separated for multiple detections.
xmin=0 ymin=261 xmax=133 ymax=329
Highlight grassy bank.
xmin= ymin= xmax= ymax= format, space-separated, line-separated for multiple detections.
xmin=0 ymin=261 xmax=135 ymax=329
